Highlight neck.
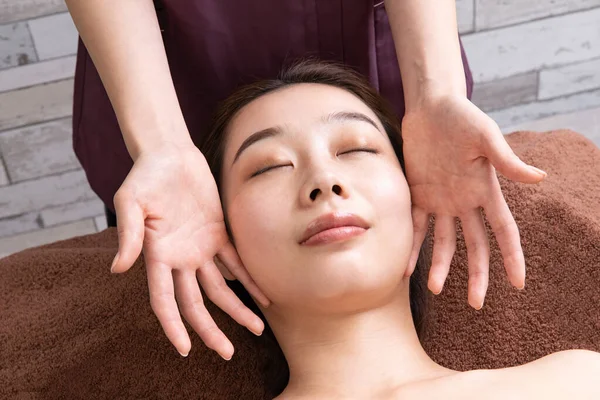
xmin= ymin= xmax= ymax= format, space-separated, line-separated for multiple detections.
xmin=266 ymin=282 xmax=452 ymax=398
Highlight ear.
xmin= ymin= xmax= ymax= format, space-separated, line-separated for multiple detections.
xmin=404 ymin=244 xmax=420 ymax=278
xmin=404 ymin=258 xmax=417 ymax=278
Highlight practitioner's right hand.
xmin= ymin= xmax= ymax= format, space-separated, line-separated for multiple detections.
xmin=109 ymin=142 xmax=270 ymax=360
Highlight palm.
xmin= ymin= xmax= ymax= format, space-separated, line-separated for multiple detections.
xmin=111 ymin=143 xmax=269 ymax=359
xmin=401 ymin=95 xmax=546 ymax=309
xmin=139 ymin=152 xmax=229 ymax=268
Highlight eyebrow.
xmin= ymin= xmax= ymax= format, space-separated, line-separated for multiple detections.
xmin=231 ymin=111 xmax=382 ymax=164
xmin=323 ymin=111 xmax=381 ymax=132
xmin=232 ymin=126 xmax=284 ymax=164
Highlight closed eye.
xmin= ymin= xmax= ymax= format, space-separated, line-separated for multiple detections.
xmin=338 ymin=147 xmax=379 ymax=156
xmin=250 ymin=163 xmax=292 ymax=178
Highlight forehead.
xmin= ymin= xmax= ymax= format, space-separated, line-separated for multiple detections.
xmin=223 ymin=83 xmax=383 ymax=156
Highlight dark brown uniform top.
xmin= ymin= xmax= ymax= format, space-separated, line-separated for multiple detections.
xmin=72 ymin=0 xmax=473 ymax=212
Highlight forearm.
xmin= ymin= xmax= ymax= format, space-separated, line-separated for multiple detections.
xmin=384 ymin=0 xmax=466 ymax=111
xmin=65 ymin=0 xmax=192 ymax=161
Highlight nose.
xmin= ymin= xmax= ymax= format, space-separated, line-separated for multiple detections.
xmin=301 ymin=171 xmax=349 ymax=205
xmin=309 ymin=183 xmax=343 ymax=201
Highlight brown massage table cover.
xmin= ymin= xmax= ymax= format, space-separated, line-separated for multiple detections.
xmin=1 ymin=130 xmax=599 ymax=399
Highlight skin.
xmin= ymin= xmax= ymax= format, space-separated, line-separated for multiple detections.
xmin=220 ymin=83 xmax=600 ymax=399
xmin=386 ymin=0 xmax=548 ymax=309
xmin=65 ymin=0 xmax=269 ymax=359
xmin=223 ymin=85 xmax=413 ymax=313
xmin=66 ymin=0 xmax=546 ymax=358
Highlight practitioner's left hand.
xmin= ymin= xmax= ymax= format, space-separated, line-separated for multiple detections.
xmin=401 ymin=93 xmax=547 ymax=310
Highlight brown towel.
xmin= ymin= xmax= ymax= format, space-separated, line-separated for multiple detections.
xmin=422 ymin=130 xmax=600 ymax=368
xmin=1 ymin=130 xmax=598 ymax=399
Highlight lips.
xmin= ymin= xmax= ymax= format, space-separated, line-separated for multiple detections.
xmin=299 ymin=212 xmax=370 ymax=245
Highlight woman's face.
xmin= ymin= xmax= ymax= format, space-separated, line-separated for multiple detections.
xmin=221 ymin=83 xmax=414 ymax=313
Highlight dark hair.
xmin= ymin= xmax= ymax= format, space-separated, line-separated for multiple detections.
xmin=199 ymin=59 xmax=431 ymax=396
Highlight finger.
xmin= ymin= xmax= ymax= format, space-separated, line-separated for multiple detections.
xmin=218 ymin=242 xmax=271 ymax=308
xmin=481 ymin=126 xmax=547 ymax=184
xmin=196 ymin=259 xmax=265 ymax=337
xmin=174 ymin=269 xmax=235 ymax=361
xmin=146 ymin=261 xmax=191 ymax=357
xmin=111 ymin=189 xmax=145 ymax=273
xmin=482 ymin=187 xmax=526 ymax=290
xmin=214 ymin=256 xmax=236 ymax=280
xmin=460 ymin=208 xmax=490 ymax=310
xmin=428 ymin=215 xmax=457 ymax=295
xmin=406 ymin=206 xmax=429 ymax=277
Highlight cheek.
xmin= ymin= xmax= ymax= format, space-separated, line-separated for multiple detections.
xmin=366 ymin=165 xmax=414 ymax=259
xmin=226 ymin=186 xmax=292 ymax=288
xmin=228 ymin=192 xmax=282 ymax=252
xmin=368 ymin=165 xmax=411 ymax=218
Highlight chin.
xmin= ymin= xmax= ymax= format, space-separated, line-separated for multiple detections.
xmin=298 ymin=258 xmax=405 ymax=313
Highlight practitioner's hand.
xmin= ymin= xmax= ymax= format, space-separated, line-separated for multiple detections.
xmin=109 ymin=142 xmax=270 ymax=359
xmin=402 ymin=94 xmax=547 ymax=309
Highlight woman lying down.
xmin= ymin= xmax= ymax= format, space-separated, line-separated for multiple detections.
xmin=199 ymin=60 xmax=600 ymax=399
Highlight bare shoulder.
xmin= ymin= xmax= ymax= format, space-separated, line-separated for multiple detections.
xmin=497 ymin=350 xmax=600 ymax=399
xmin=399 ymin=351 xmax=600 ymax=400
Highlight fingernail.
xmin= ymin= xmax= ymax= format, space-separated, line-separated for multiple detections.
xmin=110 ymin=253 xmax=119 ymax=273
xmin=249 ymin=319 xmax=263 ymax=336
xmin=471 ymin=297 xmax=484 ymax=310
xmin=529 ymin=166 xmax=547 ymax=177
xmin=429 ymin=285 xmax=442 ymax=295
xmin=178 ymin=350 xmax=189 ymax=357
xmin=250 ymin=327 xmax=263 ymax=337
xmin=222 ymin=353 xmax=232 ymax=361
xmin=260 ymin=298 xmax=271 ymax=309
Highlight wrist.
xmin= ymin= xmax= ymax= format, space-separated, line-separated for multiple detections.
xmin=134 ymin=137 xmax=198 ymax=160
xmin=121 ymin=116 xmax=195 ymax=162
xmin=404 ymin=72 xmax=467 ymax=113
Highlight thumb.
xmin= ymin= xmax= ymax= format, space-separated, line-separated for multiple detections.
xmin=111 ymin=190 xmax=145 ymax=273
xmin=482 ymin=127 xmax=547 ymax=184
xmin=406 ymin=206 xmax=429 ymax=278
xmin=214 ymin=256 xmax=236 ymax=281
